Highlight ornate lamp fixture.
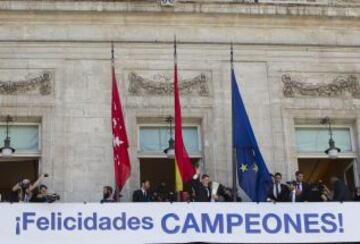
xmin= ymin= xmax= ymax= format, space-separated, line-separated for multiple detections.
xmin=163 ymin=116 xmax=175 ymax=159
xmin=0 ymin=115 xmax=15 ymax=157
xmin=321 ymin=117 xmax=340 ymax=159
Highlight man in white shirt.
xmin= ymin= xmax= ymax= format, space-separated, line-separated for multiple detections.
xmin=267 ymin=172 xmax=289 ymax=202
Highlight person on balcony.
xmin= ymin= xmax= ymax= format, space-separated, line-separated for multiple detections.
xmin=191 ymin=167 xmax=219 ymax=202
xmin=267 ymin=172 xmax=289 ymax=202
xmin=294 ymin=171 xmax=309 ymax=202
xmin=11 ymin=174 xmax=47 ymax=203
xmin=330 ymin=176 xmax=351 ymax=202
xmin=132 ymin=179 xmax=152 ymax=202
xmin=100 ymin=186 xmax=115 ymax=203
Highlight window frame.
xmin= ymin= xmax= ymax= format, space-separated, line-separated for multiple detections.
xmin=294 ymin=124 xmax=356 ymax=159
xmin=137 ymin=124 xmax=202 ymax=158
xmin=0 ymin=122 xmax=41 ymax=158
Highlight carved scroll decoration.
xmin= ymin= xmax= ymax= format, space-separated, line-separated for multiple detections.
xmin=0 ymin=72 xmax=51 ymax=95
xmin=128 ymin=72 xmax=210 ymax=96
xmin=282 ymin=74 xmax=360 ymax=99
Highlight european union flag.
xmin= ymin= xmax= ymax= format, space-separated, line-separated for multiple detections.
xmin=231 ymin=68 xmax=272 ymax=202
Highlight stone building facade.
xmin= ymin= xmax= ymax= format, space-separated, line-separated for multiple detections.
xmin=0 ymin=0 xmax=359 ymax=202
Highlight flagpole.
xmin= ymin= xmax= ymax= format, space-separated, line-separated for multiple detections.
xmin=111 ymin=42 xmax=115 ymax=66
xmin=174 ymin=35 xmax=177 ymax=64
xmin=111 ymin=42 xmax=120 ymax=202
xmin=231 ymin=43 xmax=237 ymax=202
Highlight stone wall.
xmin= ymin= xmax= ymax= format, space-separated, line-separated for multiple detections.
xmin=0 ymin=1 xmax=359 ymax=201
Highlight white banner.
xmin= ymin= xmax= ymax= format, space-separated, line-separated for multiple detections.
xmin=0 ymin=202 xmax=359 ymax=243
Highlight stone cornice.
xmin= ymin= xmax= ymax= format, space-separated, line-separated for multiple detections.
xmin=0 ymin=1 xmax=359 ymax=18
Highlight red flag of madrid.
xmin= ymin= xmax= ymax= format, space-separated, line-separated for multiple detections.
xmin=111 ymin=66 xmax=131 ymax=190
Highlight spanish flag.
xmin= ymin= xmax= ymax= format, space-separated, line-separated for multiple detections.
xmin=173 ymin=39 xmax=195 ymax=192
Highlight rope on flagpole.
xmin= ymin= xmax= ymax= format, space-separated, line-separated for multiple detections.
xmin=174 ymin=35 xmax=177 ymax=64
xmin=231 ymin=43 xmax=237 ymax=202
xmin=230 ymin=42 xmax=234 ymax=69
xmin=111 ymin=41 xmax=121 ymax=202
xmin=111 ymin=41 xmax=115 ymax=66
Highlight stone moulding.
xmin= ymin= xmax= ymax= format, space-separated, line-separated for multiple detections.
xmin=128 ymin=72 xmax=210 ymax=96
xmin=282 ymin=74 xmax=360 ymax=99
xmin=0 ymin=72 xmax=51 ymax=95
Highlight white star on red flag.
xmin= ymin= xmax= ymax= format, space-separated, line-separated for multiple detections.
xmin=113 ymin=136 xmax=124 ymax=147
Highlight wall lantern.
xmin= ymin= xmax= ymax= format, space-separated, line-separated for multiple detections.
xmin=321 ymin=117 xmax=341 ymax=159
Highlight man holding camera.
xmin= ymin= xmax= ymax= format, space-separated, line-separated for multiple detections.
xmin=11 ymin=173 xmax=48 ymax=202
xmin=32 ymin=184 xmax=60 ymax=203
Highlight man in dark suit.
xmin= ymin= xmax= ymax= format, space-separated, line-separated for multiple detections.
xmin=294 ymin=170 xmax=309 ymax=202
xmin=100 ymin=186 xmax=115 ymax=203
xmin=191 ymin=168 xmax=212 ymax=202
xmin=267 ymin=172 xmax=289 ymax=202
xmin=132 ymin=179 xmax=152 ymax=202
xmin=330 ymin=176 xmax=351 ymax=202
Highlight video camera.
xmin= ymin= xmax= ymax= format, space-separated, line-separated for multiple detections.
xmin=286 ymin=180 xmax=297 ymax=186
xmin=46 ymin=193 xmax=60 ymax=203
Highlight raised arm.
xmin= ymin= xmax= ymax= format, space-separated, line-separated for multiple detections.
xmin=12 ymin=182 xmax=21 ymax=192
xmin=29 ymin=174 xmax=45 ymax=192
xmin=191 ymin=167 xmax=202 ymax=192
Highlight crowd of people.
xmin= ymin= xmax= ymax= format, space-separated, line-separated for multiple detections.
xmin=125 ymin=169 xmax=360 ymax=203
xmin=1 ymin=169 xmax=360 ymax=203
xmin=0 ymin=173 xmax=60 ymax=203
xmin=267 ymin=171 xmax=359 ymax=203
xmin=127 ymin=167 xmax=238 ymax=203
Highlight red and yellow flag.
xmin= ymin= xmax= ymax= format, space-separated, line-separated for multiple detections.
xmin=173 ymin=41 xmax=195 ymax=192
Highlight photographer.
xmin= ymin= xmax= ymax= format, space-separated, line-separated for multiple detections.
xmin=304 ymin=181 xmax=330 ymax=202
xmin=11 ymin=174 xmax=48 ymax=203
xmin=330 ymin=176 xmax=351 ymax=202
xmin=152 ymin=182 xmax=170 ymax=202
xmin=32 ymin=184 xmax=60 ymax=203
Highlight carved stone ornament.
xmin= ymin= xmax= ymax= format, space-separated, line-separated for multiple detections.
xmin=0 ymin=72 xmax=51 ymax=95
xmin=282 ymin=74 xmax=360 ymax=99
xmin=128 ymin=72 xmax=210 ymax=96
xmin=160 ymin=0 xmax=176 ymax=7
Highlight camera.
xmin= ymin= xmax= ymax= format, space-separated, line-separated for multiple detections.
xmin=20 ymin=182 xmax=30 ymax=189
xmin=46 ymin=193 xmax=60 ymax=203
xmin=286 ymin=180 xmax=297 ymax=185
xmin=18 ymin=179 xmax=31 ymax=189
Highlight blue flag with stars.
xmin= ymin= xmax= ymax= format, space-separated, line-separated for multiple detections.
xmin=232 ymin=68 xmax=272 ymax=202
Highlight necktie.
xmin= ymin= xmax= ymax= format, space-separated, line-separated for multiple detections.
xmin=298 ymin=183 xmax=302 ymax=191
xmin=275 ymin=184 xmax=279 ymax=199
xmin=143 ymin=191 xmax=147 ymax=201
